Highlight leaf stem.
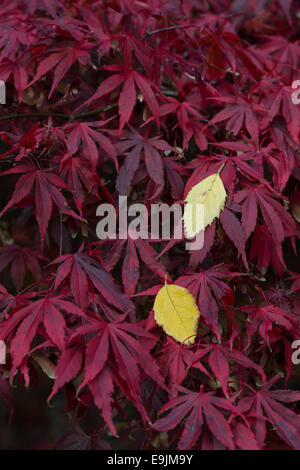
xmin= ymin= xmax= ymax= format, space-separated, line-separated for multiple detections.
xmin=217 ymin=162 xmax=225 ymax=175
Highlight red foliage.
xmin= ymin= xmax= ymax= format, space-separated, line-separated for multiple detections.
xmin=0 ymin=0 xmax=300 ymax=450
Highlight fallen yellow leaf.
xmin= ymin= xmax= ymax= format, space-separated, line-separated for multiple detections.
xmin=153 ymin=283 xmax=200 ymax=344
xmin=183 ymin=169 xmax=227 ymax=239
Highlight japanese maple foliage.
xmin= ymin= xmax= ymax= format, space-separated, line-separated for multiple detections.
xmin=0 ymin=0 xmax=300 ymax=451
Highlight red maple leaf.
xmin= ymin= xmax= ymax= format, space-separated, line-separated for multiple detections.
xmin=100 ymin=237 xmax=169 ymax=296
xmin=51 ymin=247 xmax=135 ymax=316
xmin=0 ymin=244 xmax=46 ymax=291
xmin=115 ymin=126 xmax=174 ymax=195
xmin=177 ymin=265 xmax=236 ymax=338
xmin=238 ymin=376 xmax=300 ymax=449
xmin=0 ymin=164 xmax=84 ymax=248
xmin=235 ymin=184 xmax=296 ymax=243
xmin=192 ymin=342 xmax=266 ymax=397
xmin=78 ymin=63 xmax=160 ymax=133
xmin=60 ymin=313 xmax=166 ymax=435
xmin=63 ymin=119 xmax=118 ymax=168
xmin=0 ymin=294 xmax=84 ymax=377
xmin=210 ymin=96 xmax=265 ymax=145
xmin=240 ymin=304 xmax=295 ymax=348
xmin=153 ymin=385 xmax=237 ymax=450
xmin=58 ymin=153 xmax=96 ymax=213
xmin=27 ymin=42 xmax=93 ymax=98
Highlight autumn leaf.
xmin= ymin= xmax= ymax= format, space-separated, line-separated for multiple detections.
xmin=0 ymin=295 xmax=85 ymax=378
xmin=27 ymin=42 xmax=93 ymax=98
xmin=183 ymin=169 xmax=227 ymax=239
xmin=64 ymin=119 xmax=118 ymax=168
xmin=153 ymin=385 xmax=236 ymax=450
xmin=0 ymin=164 xmax=85 ymax=248
xmin=153 ymin=282 xmax=200 ymax=344
xmin=51 ymin=248 xmax=135 ymax=317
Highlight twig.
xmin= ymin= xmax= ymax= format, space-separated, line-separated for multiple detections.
xmin=0 ymin=112 xmax=67 ymax=121
xmin=0 ymin=103 xmax=118 ymax=123
xmin=147 ymin=25 xmax=185 ymax=35
xmin=59 ymin=211 xmax=63 ymax=257
xmin=147 ymin=24 xmax=203 ymax=36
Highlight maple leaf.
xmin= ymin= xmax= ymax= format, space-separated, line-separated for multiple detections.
xmin=186 ymin=220 xmax=216 ymax=270
xmin=176 ymin=265 xmax=235 ymax=339
xmin=250 ymin=223 xmax=286 ymax=274
xmin=116 ymin=128 xmax=173 ymax=195
xmin=158 ymin=93 xmax=211 ymax=151
xmin=57 ymin=423 xmax=111 ymax=450
xmin=238 ymin=376 xmax=300 ymax=449
xmin=25 ymin=0 xmax=66 ymax=16
xmin=181 ymin=117 xmax=210 ymax=151
xmin=58 ymin=153 xmax=96 ymax=213
xmin=260 ymin=36 xmax=300 ymax=80
xmin=0 ymin=285 xmax=38 ymax=316
xmin=159 ymin=94 xmax=203 ymax=127
xmin=63 ymin=119 xmax=118 ymax=168
xmin=48 ymin=343 xmax=83 ymax=403
xmin=66 ymin=313 xmax=166 ymax=435
xmin=51 ymin=248 xmax=135 ymax=316
xmin=231 ymin=420 xmax=260 ymax=450
xmin=115 ymin=127 xmax=174 ymax=195
xmin=27 ymin=42 xmax=93 ymax=98
xmin=198 ymin=28 xmax=265 ymax=81
xmin=156 ymin=339 xmax=197 ymax=395
xmin=219 ymin=204 xmax=248 ymax=268
xmin=0 ymin=244 xmax=46 ymax=291
xmin=100 ymin=237 xmax=169 ymax=296
xmin=36 ymin=13 xmax=88 ymax=42
xmin=289 ymin=273 xmax=300 ymax=293
xmin=240 ymin=304 xmax=295 ymax=348
xmin=78 ymin=5 xmax=111 ymax=56
xmin=0 ymin=164 xmax=84 ymax=248
xmin=0 ymin=123 xmax=40 ymax=160
xmin=184 ymin=143 xmax=271 ymax=198
xmin=153 ymin=385 xmax=236 ymax=449
xmin=192 ymin=342 xmax=266 ymax=397
xmin=78 ymin=64 xmax=160 ymax=133
xmin=0 ymin=295 xmax=84 ymax=378
xmin=0 ymin=10 xmax=36 ymax=59
xmin=235 ymin=184 xmax=296 ymax=244
xmin=116 ymin=33 xmax=154 ymax=79
xmin=0 ymin=55 xmax=29 ymax=102
xmin=163 ymin=156 xmax=185 ymax=200
xmin=210 ymin=96 xmax=264 ymax=145
xmin=262 ymin=85 xmax=300 ymax=144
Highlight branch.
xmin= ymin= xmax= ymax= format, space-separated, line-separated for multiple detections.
xmin=0 ymin=112 xmax=67 ymax=121
xmin=0 ymin=104 xmax=118 ymax=122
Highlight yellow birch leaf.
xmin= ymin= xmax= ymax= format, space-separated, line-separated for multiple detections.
xmin=153 ymin=283 xmax=200 ymax=344
xmin=183 ymin=170 xmax=227 ymax=239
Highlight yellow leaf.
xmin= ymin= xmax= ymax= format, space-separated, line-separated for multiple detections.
xmin=153 ymin=283 xmax=200 ymax=344
xmin=183 ymin=171 xmax=227 ymax=239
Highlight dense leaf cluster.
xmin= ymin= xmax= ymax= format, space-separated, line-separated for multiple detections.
xmin=0 ymin=0 xmax=300 ymax=450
